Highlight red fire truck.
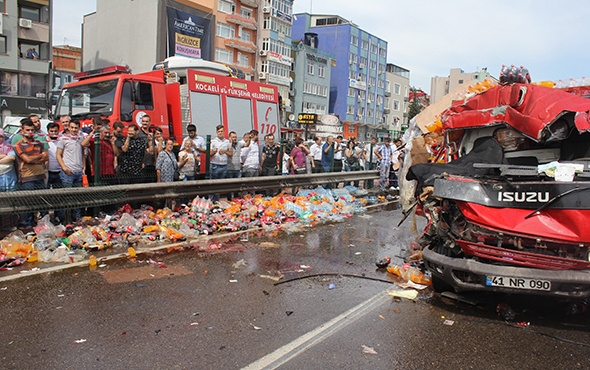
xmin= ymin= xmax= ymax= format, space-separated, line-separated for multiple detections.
xmin=53 ymin=58 xmax=281 ymax=143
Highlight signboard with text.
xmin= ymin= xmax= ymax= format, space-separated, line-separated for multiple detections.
xmin=167 ymin=7 xmax=211 ymax=60
xmin=298 ymin=113 xmax=317 ymax=125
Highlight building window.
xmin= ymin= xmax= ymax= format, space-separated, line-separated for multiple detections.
xmin=378 ymin=79 xmax=384 ymax=88
xmin=347 ymin=105 xmax=354 ymax=114
xmin=240 ymin=6 xmax=253 ymax=18
xmin=394 ymin=100 xmax=400 ymax=111
xmin=20 ymin=6 xmax=40 ymax=22
xmin=370 ymin=60 xmax=376 ymax=70
xmin=458 ymin=79 xmax=464 ymax=84
xmin=260 ymin=60 xmax=268 ymax=73
xmin=348 ymin=88 xmax=355 ymax=97
xmin=348 ymin=52 xmax=356 ymax=64
xmin=0 ymin=36 xmax=6 ymax=54
xmin=261 ymin=38 xmax=269 ymax=51
xmin=361 ymin=40 xmax=368 ymax=50
xmin=379 ymin=47 xmax=386 ymax=58
xmin=359 ymin=57 xmax=367 ymax=67
xmin=369 ymin=76 xmax=375 ymax=86
xmin=303 ymin=102 xmax=316 ymax=113
xmin=317 ymin=64 xmax=325 ymax=78
xmin=317 ymin=104 xmax=326 ymax=114
xmin=0 ymin=0 xmax=5 ymax=13
xmin=370 ymin=44 xmax=377 ymax=54
xmin=377 ymin=95 xmax=383 ymax=106
xmin=218 ymin=0 xmax=236 ymax=14
xmin=216 ymin=22 xmax=235 ymax=39
xmin=239 ymin=29 xmax=251 ymax=42
xmin=349 ymin=70 xmax=356 ymax=79
xmin=394 ymin=83 xmax=401 ymax=95
xmin=307 ymin=61 xmax=314 ymax=75
xmin=263 ymin=15 xmax=270 ymax=29
xmin=350 ymin=34 xmax=358 ymax=45
xmin=215 ymin=48 xmax=234 ymax=64
xmin=348 ymin=124 xmax=355 ymax=133
xmin=358 ymin=107 xmax=364 ymax=116
xmin=237 ymin=53 xmax=249 ymax=68
xmin=368 ymin=109 xmax=373 ymax=118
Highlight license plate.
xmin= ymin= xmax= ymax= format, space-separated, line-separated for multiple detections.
xmin=486 ymin=275 xmax=551 ymax=291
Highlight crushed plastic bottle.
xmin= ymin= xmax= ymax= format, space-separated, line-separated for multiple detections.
xmin=387 ymin=263 xmax=432 ymax=286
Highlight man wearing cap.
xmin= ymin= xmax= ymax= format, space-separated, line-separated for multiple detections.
xmin=374 ymin=137 xmax=394 ymax=191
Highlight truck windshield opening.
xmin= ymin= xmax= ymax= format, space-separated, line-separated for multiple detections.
xmin=55 ymin=79 xmax=118 ymax=119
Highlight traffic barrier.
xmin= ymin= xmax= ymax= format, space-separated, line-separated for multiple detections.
xmin=0 ymin=170 xmax=379 ymax=214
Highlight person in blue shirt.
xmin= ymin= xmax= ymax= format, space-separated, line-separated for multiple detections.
xmin=375 ymin=137 xmax=394 ymax=190
xmin=321 ymin=135 xmax=335 ymax=173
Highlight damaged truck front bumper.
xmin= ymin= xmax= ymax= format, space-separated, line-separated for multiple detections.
xmin=423 ymin=246 xmax=590 ymax=297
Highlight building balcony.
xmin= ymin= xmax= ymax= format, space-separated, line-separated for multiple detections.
xmin=18 ymin=20 xmax=50 ymax=43
xmin=225 ymin=14 xmax=258 ymax=30
xmin=384 ymin=91 xmax=391 ymax=97
xmin=383 ymin=108 xmax=391 ymax=114
xmin=19 ymin=57 xmax=50 ymax=75
xmin=234 ymin=63 xmax=254 ymax=73
xmin=224 ymin=38 xmax=257 ymax=54
xmin=240 ymin=0 xmax=259 ymax=8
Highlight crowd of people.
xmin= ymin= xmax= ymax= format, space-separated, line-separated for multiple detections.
xmin=0 ymin=114 xmax=403 ymax=228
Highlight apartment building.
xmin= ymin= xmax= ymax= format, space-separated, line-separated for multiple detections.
xmin=0 ymin=0 xmax=52 ymax=120
xmin=384 ymin=63 xmax=409 ymax=137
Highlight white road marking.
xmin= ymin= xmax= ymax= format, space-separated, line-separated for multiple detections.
xmin=242 ymin=291 xmax=389 ymax=370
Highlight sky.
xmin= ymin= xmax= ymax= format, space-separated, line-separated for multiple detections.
xmin=54 ymin=0 xmax=590 ymax=94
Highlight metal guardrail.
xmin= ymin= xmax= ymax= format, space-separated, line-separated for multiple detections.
xmin=0 ymin=171 xmax=379 ymax=214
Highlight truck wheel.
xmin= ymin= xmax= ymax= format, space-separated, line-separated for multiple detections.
xmin=432 ymin=275 xmax=454 ymax=293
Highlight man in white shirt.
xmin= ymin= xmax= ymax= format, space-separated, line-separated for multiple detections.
xmin=363 ymin=137 xmax=379 ymax=188
xmin=241 ymin=130 xmax=260 ymax=178
xmin=333 ymin=135 xmax=345 ymax=173
xmin=182 ymin=124 xmax=207 ymax=154
xmin=209 ymin=125 xmax=232 ymax=202
xmin=46 ymin=122 xmax=63 ymax=189
xmin=309 ymin=136 xmax=323 ymax=173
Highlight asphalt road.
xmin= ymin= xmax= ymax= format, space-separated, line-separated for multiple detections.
xmin=1 ymin=207 xmax=590 ymax=369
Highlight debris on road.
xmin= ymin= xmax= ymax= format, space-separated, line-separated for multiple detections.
xmin=0 ymin=186 xmax=382 ymax=270
xmin=387 ymin=289 xmax=419 ymax=300
xmin=250 ymin=323 xmax=262 ymax=330
xmin=443 ymin=319 xmax=455 ymax=326
xmin=232 ymin=259 xmax=248 ymax=269
xmin=259 ymin=274 xmax=283 ymax=282
xmin=497 ymin=303 xmax=517 ymax=322
xmin=361 ymin=345 xmax=378 ymax=355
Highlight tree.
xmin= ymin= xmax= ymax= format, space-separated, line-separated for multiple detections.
xmin=408 ymin=87 xmax=422 ymax=121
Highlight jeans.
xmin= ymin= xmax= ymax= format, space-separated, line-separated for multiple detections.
xmin=226 ymin=169 xmax=241 ymax=200
xmin=47 ymin=171 xmax=66 ymax=221
xmin=344 ymin=164 xmax=360 ymax=187
xmin=379 ymin=162 xmax=391 ymax=190
xmin=312 ymin=160 xmax=323 ymax=173
xmin=210 ymin=164 xmax=227 ymax=202
xmin=60 ymin=171 xmax=84 ymax=220
xmin=19 ymin=179 xmax=46 ymax=227
xmin=365 ymin=162 xmax=378 ymax=189
xmin=261 ymin=166 xmax=277 ymax=196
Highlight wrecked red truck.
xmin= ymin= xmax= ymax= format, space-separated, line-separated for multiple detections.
xmin=407 ymin=73 xmax=590 ymax=297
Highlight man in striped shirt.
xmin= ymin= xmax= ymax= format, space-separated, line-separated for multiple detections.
xmin=13 ymin=119 xmax=48 ymax=227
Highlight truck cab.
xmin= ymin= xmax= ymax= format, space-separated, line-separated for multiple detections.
xmin=54 ymin=66 xmax=181 ymax=140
